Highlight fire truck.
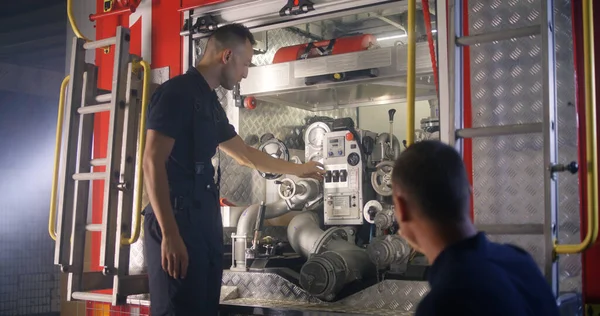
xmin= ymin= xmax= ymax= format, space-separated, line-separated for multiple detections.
xmin=48 ymin=0 xmax=600 ymax=314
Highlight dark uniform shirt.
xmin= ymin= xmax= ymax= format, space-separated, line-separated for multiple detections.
xmin=145 ymin=67 xmax=237 ymax=191
xmin=416 ymin=232 xmax=560 ymax=316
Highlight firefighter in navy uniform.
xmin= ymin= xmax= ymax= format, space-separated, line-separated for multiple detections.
xmin=389 ymin=141 xmax=560 ymax=316
xmin=142 ymin=24 xmax=325 ymax=316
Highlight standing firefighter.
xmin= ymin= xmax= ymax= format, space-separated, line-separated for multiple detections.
xmin=142 ymin=23 xmax=325 ymax=315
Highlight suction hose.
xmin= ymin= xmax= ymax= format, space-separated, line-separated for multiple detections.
xmin=287 ymin=211 xmax=375 ymax=301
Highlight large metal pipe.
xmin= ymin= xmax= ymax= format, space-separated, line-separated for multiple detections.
xmin=287 ymin=211 xmax=324 ymax=257
xmin=300 ymin=248 xmax=374 ymax=301
xmin=236 ymin=199 xmax=290 ymax=238
xmin=287 ymin=211 xmax=375 ymax=301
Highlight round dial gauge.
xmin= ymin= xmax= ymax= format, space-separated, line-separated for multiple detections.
xmin=304 ymin=122 xmax=331 ymax=149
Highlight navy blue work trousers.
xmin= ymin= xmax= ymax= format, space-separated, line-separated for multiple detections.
xmin=144 ymin=204 xmax=223 ymax=316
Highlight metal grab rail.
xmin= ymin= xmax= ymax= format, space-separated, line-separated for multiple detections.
xmin=405 ymin=0 xmax=416 ymax=146
xmin=555 ymin=0 xmax=598 ymax=254
xmin=67 ymin=0 xmax=91 ymax=42
xmin=49 ymin=76 xmax=70 ymax=241
xmin=121 ymin=60 xmax=150 ymax=246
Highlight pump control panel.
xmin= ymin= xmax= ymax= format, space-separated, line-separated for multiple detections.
xmin=323 ymin=130 xmax=364 ymax=225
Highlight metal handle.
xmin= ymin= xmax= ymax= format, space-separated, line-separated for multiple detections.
xmin=555 ymin=0 xmax=598 ymax=254
xmin=388 ymin=109 xmax=396 ymax=122
xmin=388 ymin=108 xmax=396 ymax=155
xmin=49 ymin=75 xmax=70 ymax=241
xmin=121 ymin=60 xmax=150 ymax=246
xmin=550 ymin=161 xmax=579 ymax=174
xmin=67 ymin=0 xmax=91 ymax=41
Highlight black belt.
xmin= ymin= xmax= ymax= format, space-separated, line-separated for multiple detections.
xmin=143 ymin=179 xmax=217 ymax=215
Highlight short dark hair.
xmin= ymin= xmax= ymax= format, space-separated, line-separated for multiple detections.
xmin=209 ymin=23 xmax=256 ymax=49
xmin=392 ymin=140 xmax=471 ymax=223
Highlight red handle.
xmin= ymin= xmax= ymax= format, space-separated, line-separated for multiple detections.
xmin=220 ymin=198 xmax=236 ymax=207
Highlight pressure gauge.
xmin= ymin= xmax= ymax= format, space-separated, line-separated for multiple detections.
xmin=304 ymin=122 xmax=331 ymax=149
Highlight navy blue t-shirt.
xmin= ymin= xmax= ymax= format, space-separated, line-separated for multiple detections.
xmin=145 ymin=67 xmax=237 ymax=186
xmin=416 ymin=232 xmax=560 ymax=316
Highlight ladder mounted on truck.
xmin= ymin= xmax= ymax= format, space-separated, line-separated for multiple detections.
xmin=48 ymin=26 xmax=150 ymax=305
xmin=440 ymin=0 xmax=598 ymax=298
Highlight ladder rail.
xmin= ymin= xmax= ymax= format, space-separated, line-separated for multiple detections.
xmin=450 ymin=0 xmax=464 ymax=155
xmin=67 ymin=66 xmax=99 ymax=301
xmin=54 ymin=36 xmax=87 ymax=269
xmin=540 ymin=0 xmax=559 ymax=297
xmin=436 ymin=0 xmax=452 ymax=146
xmin=99 ymin=26 xmax=132 ymax=271
xmin=113 ymin=61 xmax=140 ymax=279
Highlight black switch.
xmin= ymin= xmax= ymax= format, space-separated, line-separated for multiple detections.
xmin=332 ymin=170 xmax=340 ymax=182
xmin=325 ymin=171 xmax=332 ymax=182
xmin=340 ymin=169 xmax=348 ymax=182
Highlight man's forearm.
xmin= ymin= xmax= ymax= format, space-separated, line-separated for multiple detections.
xmin=245 ymin=146 xmax=300 ymax=175
xmin=143 ymin=160 xmax=180 ymax=237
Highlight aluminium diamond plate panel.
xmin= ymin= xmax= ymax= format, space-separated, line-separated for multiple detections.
xmin=128 ymin=218 xmax=146 ymax=275
xmin=471 ymin=134 xmax=545 ymax=225
xmin=222 ymin=271 xmax=429 ymax=313
xmin=339 ymin=280 xmax=430 ymax=311
xmin=468 ymin=0 xmax=581 ymax=293
xmin=222 ymin=298 xmax=415 ymax=316
xmin=223 ymin=271 xmax=323 ymax=303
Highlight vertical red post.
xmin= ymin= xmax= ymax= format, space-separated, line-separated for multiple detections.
xmin=460 ymin=0 xmax=474 ymax=220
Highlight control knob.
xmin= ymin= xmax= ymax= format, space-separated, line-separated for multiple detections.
xmin=347 ymin=152 xmax=360 ymax=166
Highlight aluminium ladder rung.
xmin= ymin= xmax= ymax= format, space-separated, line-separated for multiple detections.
xmin=475 ymin=224 xmax=544 ymax=235
xmin=83 ymin=37 xmax=117 ymax=50
xmin=71 ymin=292 xmax=113 ymax=303
xmin=95 ymin=93 xmax=111 ymax=103
xmin=72 ymin=172 xmax=107 ymax=181
xmin=77 ymin=104 xmax=111 ymax=115
xmin=86 ymin=224 xmax=102 ymax=232
xmin=90 ymin=158 xmax=107 ymax=166
xmin=456 ymin=123 xmax=542 ymax=139
xmin=456 ymin=25 xmax=541 ymax=46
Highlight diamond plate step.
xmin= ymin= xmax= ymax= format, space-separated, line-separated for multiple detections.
xmin=456 ymin=25 xmax=541 ymax=46
xmin=456 ymin=123 xmax=542 ymax=138
xmin=220 ymin=285 xmax=239 ymax=301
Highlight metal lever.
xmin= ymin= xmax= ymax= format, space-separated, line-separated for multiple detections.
xmin=551 ymin=161 xmax=579 ymax=174
xmin=388 ymin=109 xmax=397 ymax=158
xmin=251 ymin=201 xmax=267 ymax=251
